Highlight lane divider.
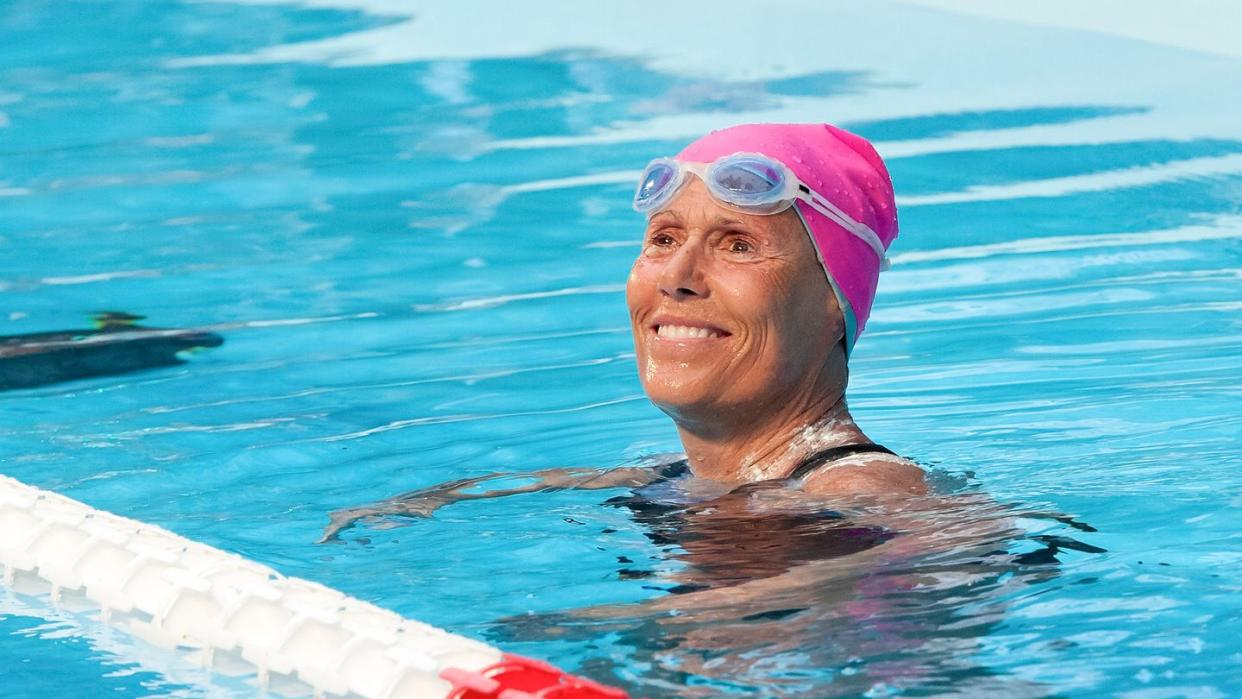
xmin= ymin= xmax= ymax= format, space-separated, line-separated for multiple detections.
xmin=0 ymin=474 xmax=626 ymax=699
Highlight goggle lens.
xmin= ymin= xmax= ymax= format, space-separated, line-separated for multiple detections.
xmin=712 ymin=158 xmax=784 ymax=197
xmin=634 ymin=161 xmax=679 ymax=211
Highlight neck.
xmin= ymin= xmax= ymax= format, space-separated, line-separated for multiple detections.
xmin=674 ymin=393 xmax=870 ymax=483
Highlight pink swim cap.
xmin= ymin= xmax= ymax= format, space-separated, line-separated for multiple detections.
xmin=676 ymin=123 xmax=899 ymax=353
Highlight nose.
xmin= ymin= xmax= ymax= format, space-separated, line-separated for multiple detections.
xmin=658 ymin=241 xmax=708 ymax=301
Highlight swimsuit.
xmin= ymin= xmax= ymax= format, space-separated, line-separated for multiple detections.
xmin=605 ymin=444 xmax=898 ymax=592
xmin=785 ymin=443 xmax=898 ymax=481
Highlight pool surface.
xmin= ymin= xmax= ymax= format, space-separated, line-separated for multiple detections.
xmin=3 ymin=1 xmax=1241 ymax=696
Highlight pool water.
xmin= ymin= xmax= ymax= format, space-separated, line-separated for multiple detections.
xmin=3 ymin=1 xmax=1241 ymax=696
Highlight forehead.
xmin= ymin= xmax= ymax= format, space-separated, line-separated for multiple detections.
xmin=649 ymin=179 xmax=807 ymax=241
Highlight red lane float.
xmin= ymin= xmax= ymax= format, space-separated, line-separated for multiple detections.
xmin=443 ymin=654 xmax=628 ymax=699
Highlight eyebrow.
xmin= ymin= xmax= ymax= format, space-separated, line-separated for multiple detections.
xmin=648 ymin=211 xmax=750 ymax=229
xmin=648 ymin=210 xmax=682 ymax=226
xmin=709 ymin=215 xmax=748 ymax=229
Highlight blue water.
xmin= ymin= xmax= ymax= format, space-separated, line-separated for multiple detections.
xmin=3 ymin=1 xmax=1242 ymax=696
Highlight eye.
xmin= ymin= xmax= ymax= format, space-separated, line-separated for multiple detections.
xmin=642 ymin=228 xmax=679 ymax=256
xmin=722 ymin=233 xmax=758 ymax=255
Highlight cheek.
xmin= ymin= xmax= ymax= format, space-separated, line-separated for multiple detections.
xmin=769 ymin=279 xmax=837 ymax=362
xmin=729 ymin=272 xmax=819 ymax=364
xmin=723 ymin=270 xmax=792 ymax=334
xmin=626 ymin=260 xmax=658 ymax=313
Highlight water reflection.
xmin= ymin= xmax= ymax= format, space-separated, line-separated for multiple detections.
xmin=328 ymin=462 xmax=1102 ymax=697
xmin=553 ymin=491 xmax=1098 ymax=696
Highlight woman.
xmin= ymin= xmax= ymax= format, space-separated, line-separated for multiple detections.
xmin=623 ymin=122 xmax=924 ymax=493
xmin=322 ymin=122 xmax=925 ymax=545
xmin=321 ymin=125 xmax=1087 ymax=695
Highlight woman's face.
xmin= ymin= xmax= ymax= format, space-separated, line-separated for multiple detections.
xmin=626 ymin=178 xmax=843 ymax=425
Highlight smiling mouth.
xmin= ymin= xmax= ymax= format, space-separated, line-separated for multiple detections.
xmin=655 ymin=324 xmax=728 ymax=340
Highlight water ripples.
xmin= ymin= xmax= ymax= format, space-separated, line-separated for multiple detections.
xmin=2 ymin=0 xmax=1241 ymax=696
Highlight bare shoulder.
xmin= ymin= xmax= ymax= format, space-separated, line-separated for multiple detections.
xmin=800 ymin=455 xmax=928 ymax=497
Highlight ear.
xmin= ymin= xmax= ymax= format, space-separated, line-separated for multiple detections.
xmin=816 ymin=281 xmax=855 ymax=393
xmin=822 ymin=287 xmax=846 ymax=345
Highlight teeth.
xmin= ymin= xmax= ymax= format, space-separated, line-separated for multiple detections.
xmin=657 ymin=324 xmax=721 ymax=339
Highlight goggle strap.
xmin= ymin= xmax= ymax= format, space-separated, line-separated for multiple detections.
xmin=799 ymin=188 xmax=889 ymax=264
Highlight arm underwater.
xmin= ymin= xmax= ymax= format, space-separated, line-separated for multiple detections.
xmin=0 ymin=311 xmax=223 ymax=390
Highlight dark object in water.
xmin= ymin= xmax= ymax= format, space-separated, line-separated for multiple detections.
xmin=0 ymin=312 xmax=223 ymax=391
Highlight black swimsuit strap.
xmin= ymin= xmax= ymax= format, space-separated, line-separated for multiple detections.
xmin=786 ymin=443 xmax=897 ymax=481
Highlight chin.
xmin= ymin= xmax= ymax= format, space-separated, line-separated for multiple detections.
xmin=640 ymin=368 xmax=725 ymax=417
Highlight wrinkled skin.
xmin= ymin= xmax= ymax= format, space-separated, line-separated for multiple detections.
xmin=627 ymin=179 xmax=843 ymax=433
xmin=626 ymin=178 xmax=923 ymax=491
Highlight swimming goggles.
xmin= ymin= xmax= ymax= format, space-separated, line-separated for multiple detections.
xmin=632 ymin=152 xmax=888 ymax=261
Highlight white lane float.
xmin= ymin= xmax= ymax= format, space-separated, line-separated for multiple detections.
xmin=0 ymin=474 xmax=627 ymax=699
